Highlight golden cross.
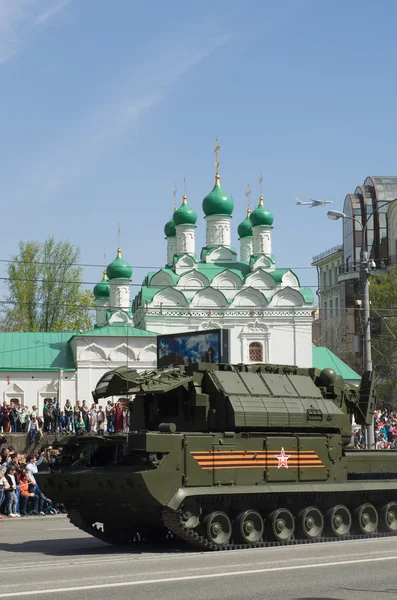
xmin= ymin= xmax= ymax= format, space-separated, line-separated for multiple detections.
xmin=117 ymin=223 xmax=121 ymax=248
xmin=184 ymin=174 xmax=187 ymax=195
xmin=245 ymin=184 xmax=252 ymax=212
xmin=259 ymin=172 xmax=263 ymax=196
xmin=214 ymin=137 xmax=220 ymax=174
xmin=173 ymin=184 xmax=177 ymax=210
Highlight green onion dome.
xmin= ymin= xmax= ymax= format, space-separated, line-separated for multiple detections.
xmin=173 ymin=195 xmax=197 ymax=226
xmin=202 ymin=174 xmax=234 ymax=217
xmin=237 ymin=209 xmax=253 ymax=238
xmin=250 ymin=196 xmax=274 ymax=227
xmin=164 ymin=213 xmax=176 ymax=237
xmin=106 ymin=248 xmax=133 ymax=280
xmin=93 ymin=270 xmax=110 ymax=298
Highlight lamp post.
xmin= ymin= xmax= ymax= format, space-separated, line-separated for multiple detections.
xmin=327 ymin=207 xmax=392 ymax=449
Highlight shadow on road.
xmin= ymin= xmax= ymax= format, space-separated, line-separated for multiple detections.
xmin=0 ymin=538 xmax=194 ymax=557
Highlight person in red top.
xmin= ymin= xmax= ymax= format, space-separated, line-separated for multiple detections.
xmin=115 ymin=402 xmax=123 ymax=433
xmin=19 ymin=470 xmax=39 ymax=515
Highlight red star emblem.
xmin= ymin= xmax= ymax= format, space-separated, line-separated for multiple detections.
xmin=275 ymin=447 xmax=291 ymax=469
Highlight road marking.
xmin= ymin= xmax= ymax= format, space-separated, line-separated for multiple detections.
xmin=0 ymin=554 xmax=396 ymax=597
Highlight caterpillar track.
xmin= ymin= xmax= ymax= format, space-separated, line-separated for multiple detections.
xmin=161 ymin=491 xmax=397 ymax=551
xmin=68 ymin=489 xmax=397 ymax=551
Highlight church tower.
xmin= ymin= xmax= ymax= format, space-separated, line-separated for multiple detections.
xmin=93 ymin=270 xmax=110 ymax=326
xmin=249 ymin=174 xmax=274 ymax=270
xmin=202 ymin=138 xmax=234 ymax=250
xmin=173 ymin=193 xmax=197 ymax=255
xmin=106 ymin=248 xmax=133 ymax=311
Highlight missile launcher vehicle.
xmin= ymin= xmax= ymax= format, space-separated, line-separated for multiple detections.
xmin=37 ymin=362 xmax=397 ymax=550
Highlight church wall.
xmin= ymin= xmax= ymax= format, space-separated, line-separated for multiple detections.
xmin=142 ymin=309 xmax=313 ymax=368
xmin=0 ymin=371 xmax=77 ymax=413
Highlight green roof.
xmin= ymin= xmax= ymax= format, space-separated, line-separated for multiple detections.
xmin=197 ymin=262 xmax=250 ymax=281
xmin=75 ymin=326 xmax=157 ymax=337
xmin=0 ymin=332 xmax=76 ymax=371
xmin=312 ymin=346 xmax=361 ymax=381
xmin=300 ymin=287 xmax=314 ymax=303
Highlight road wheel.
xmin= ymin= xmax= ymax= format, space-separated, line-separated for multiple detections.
xmin=325 ymin=505 xmax=351 ymax=538
xmin=235 ymin=510 xmax=264 ymax=544
xmin=353 ymin=504 xmax=378 ymax=536
xmin=203 ymin=511 xmax=232 ymax=546
xmin=266 ymin=508 xmax=294 ymax=542
xmin=296 ymin=506 xmax=324 ymax=539
xmin=379 ymin=502 xmax=397 ymax=533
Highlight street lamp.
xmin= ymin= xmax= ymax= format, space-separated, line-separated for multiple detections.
xmin=327 ymin=201 xmax=397 ymax=448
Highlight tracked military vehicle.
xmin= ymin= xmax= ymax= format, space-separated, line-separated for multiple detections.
xmin=37 ymin=362 xmax=397 ymax=550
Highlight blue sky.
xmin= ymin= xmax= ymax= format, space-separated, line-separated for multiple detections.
xmin=1 ymin=0 xmax=397 ymax=299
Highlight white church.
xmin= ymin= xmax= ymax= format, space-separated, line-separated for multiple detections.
xmin=0 ymin=148 xmax=321 ymax=411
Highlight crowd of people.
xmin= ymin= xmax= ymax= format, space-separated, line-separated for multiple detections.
xmin=0 ymin=439 xmax=64 ymax=518
xmin=353 ymin=408 xmax=397 ymax=449
xmin=0 ymin=399 xmax=130 ymax=439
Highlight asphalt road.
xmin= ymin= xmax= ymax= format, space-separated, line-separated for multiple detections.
xmin=0 ymin=516 xmax=397 ymax=599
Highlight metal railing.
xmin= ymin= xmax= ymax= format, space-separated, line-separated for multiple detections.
xmin=338 ymin=257 xmax=390 ymax=275
xmin=312 ymin=245 xmax=343 ymax=263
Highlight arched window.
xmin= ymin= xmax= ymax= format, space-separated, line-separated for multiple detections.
xmin=249 ymin=342 xmax=263 ymax=362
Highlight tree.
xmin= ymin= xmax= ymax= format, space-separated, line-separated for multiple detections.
xmin=1 ymin=237 xmax=94 ymax=332
xmin=369 ymin=264 xmax=397 ymax=407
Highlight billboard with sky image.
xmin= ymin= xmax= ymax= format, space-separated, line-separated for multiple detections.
xmin=157 ymin=329 xmax=229 ymax=368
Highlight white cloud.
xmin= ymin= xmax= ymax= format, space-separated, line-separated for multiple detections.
xmin=0 ymin=0 xmax=70 ymax=64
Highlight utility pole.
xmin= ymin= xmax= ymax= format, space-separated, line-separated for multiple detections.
xmin=359 ymin=249 xmax=375 ymax=449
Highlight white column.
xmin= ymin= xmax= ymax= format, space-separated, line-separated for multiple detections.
xmin=205 ymin=215 xmax=231 ymax=247
xmin=109 ymin=279 xmax=130 ymax=311
xmin=252 ymin=226 xmax=272 ymax=255
xmin=95 ymin=298 xmax=108 ymax=326
xmin=166 ymin=236 xmax=177 ymax=266
xmin=176 ymin=225 xmax=195 ymax=255
xmin=240 ymin=237 xmax=253 ymax=263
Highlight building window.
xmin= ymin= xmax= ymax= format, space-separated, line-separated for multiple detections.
xmin=324 ymin=301 xmax=328 ymax=320
xmin=249 ymin=342 xmax=263 ymax=362
xmin=329 ymin=299 xmax=333 ymax=319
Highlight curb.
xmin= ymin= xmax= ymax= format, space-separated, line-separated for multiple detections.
xmin=0 ymin=513 xmax=67 ymax=522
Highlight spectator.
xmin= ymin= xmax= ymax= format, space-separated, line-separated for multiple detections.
xmin=73 ymin=401 xmax=81 ymax=430
xmin=19 ymin=470 xmax=39 ymax=515
xmin=25 ymin=453 xmax=44 ymax=487
xmin=75 ymin=416 xmax=86 ymax=436
xmin=28 ymin=416 xmax=42 ymax=443
xmin=97 ymin=406 xmax=105 ymax=436
xmin=89 ymin=404 xmax=97 ymax=433
xmin=106 ymin=401 xmax=114 ymax=433
xmin=19 ymin=407 xmax=27 ymax=433
xmin=64 ymin=400 xmax=74 ymax=433
xmin=2 ymin=465 xmax=19 ymax=517
xmin=81 ymin=401 xmax=90 ymax=432
xmin=115 ymin=402 xmax=123 ymax=433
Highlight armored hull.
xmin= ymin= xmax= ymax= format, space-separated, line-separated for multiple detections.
xmin=37 ymin=363 xmax=397 ymax=549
